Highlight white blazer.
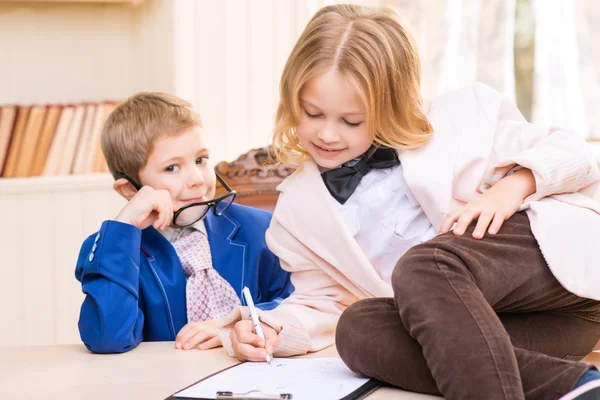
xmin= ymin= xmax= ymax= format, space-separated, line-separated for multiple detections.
xmin=220 ymin=83 xmax=600 ymax=357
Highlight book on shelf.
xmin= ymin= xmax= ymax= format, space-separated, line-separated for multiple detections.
xmin=91 ymin=103 xmax=115 ymax=173
xmin=0 ymin=106 xmax=17 ymax=175
xmin=0 ymin=101 xmax=116 ymax=179
xmin=30 ymin=105 xmax=62 ymax=176
xmin=72 ymin=104 xmax=97 ymax=174
xmin=56 ymin=104 xmax=85 ymax=175
xmin=15 ymin=105 xmax=47 ymax=177
xmin=2 ymin=106 xmax=31 ymax=177
xmin=43 ymin=106 xmax=75 ymax=176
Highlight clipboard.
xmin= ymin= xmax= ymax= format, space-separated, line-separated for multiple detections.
xmin=166 ymin=357 xmax=381 ymax=400
xmin=216 ymin=390 xmax=292 ymax=399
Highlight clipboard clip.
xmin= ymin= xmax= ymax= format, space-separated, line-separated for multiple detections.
xmin=216 ymin=390 xmax=293 ymax=400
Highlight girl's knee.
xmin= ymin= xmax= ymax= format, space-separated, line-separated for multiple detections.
xmin=337 ymin=300 xmax=374 ymax=345
xmin=336 ymin=299 xmax=393 ymax=356
xmin=391 ymin=242 xmax=439 ymax=287
xmin=337 ymin=298 xmax=392 ymax=373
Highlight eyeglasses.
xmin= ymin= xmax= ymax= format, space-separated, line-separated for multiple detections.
xmin=114 ymin=171 xmax=237 ymax=228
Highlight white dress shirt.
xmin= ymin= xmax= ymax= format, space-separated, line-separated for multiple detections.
xmin=161 ymin=218 xmax=207 ymax=243
xmin=331 ymin=160 xmax=438 ymax=284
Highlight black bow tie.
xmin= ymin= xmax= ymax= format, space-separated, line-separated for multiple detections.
xmin=321 ymin=147 xmax=400 ymax=204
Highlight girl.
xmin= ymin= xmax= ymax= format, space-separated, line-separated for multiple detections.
xmin=220 ymin=5 xmax=600 ymax=399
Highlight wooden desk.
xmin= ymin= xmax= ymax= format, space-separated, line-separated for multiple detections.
xmin=2 ymin=342 xmax=598 ymax=400
xmin=0 ymin=342 xmax=438 ymax=400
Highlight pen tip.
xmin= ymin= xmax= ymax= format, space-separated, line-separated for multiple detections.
xmin=266 ymin=354 xmax=272 ymax=364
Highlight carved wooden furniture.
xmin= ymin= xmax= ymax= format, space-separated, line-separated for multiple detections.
xmin=214 ymin=147 xmax=296 ymax=211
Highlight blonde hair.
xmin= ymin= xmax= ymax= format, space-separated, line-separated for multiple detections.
xmin=101 ymin=92 xmax=202 ymax=183
xmin=272 ymin=4 xmax=433 ymax=166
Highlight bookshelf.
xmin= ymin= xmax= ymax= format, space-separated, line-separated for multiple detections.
xmin=0 ymin=102 xmax=117 ymax=179
xmin=0 ymin=0 xmax=175 ymax=177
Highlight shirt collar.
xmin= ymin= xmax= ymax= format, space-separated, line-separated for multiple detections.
xmin=160 ymin=217 xmax=207 ymax=243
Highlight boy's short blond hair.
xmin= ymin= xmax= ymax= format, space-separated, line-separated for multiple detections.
xmin=101 ymin=92 xmax=202 ymax=183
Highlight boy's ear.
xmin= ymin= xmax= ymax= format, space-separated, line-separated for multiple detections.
xmin=113 ymin=178 xmax=138 ymax=200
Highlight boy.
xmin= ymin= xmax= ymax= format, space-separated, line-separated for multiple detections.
xmin=75 ymin=93 xmax=293 ymax=354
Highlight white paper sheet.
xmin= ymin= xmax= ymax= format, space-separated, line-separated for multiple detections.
xmin=173 ymin=357 xmax=373 ymax=400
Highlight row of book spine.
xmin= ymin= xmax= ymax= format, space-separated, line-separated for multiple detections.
xmin=0 ymin=102 xmax=117 ymax=178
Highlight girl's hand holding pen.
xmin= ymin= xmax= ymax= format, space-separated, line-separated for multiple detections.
xmin=230 ymin=320 xmax=279 ymax=362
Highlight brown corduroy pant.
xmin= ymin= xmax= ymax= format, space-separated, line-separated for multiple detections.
xmin=336 ymin=212 xmax=600 ymax=400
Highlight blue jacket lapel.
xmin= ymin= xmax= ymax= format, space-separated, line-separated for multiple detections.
xmin=140 ymin=227 xmax=187 ymax=336
xmin=204 ymin=210 xmax=246 ymax=297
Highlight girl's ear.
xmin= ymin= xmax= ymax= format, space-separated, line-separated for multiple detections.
xmin=113 ymin=178 xmax=138 ymax=200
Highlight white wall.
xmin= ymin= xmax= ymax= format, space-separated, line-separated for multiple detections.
xmin=0 ymin=0 xmax=175 ymax=105
xmin=0 ymin=0 xmax=344 ymax=163
xmin=0 ymin=175 xmax=125 ymax=346
xmin=172 ymin=0 xmax=314 ymax=162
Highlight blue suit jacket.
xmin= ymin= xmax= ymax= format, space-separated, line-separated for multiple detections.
xmin=75 ymin=203 xmax=293 ymax=354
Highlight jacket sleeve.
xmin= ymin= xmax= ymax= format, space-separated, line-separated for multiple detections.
xmin=220 ymin=214 xmax=356 ymax=357
xmin=474 ymin=83 xmax=600 ymax=202
xmin=254 ymin=246 xmax=294 ymax=311
xmin=75 ymin=220 xmax=145 ymax=354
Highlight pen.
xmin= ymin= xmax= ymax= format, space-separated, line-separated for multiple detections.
xmin=242 ymin=286 xmax=272 ymax=364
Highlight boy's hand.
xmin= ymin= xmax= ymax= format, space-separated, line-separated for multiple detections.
xmin=115 ymin=186 xmax=173 ymax=230
xmin=439 ymin=169 xmax=536 ymax=239
xmin=175 ymin=320 xmax=222 ymax=350
xmin=230 ymin=320 xmax=279 ymax=361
